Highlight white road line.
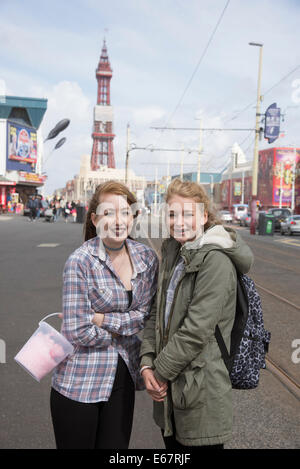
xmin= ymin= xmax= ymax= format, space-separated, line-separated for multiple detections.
xmin=37 ymin=243 xmax=60 ymax=247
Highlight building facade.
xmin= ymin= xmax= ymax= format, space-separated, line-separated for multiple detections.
xmin=65 ymin=154 xmax=146 ymax=204
xmin=258 ymin=147 xmax=300 ymax=212
xmin=220 ymin=144 xmax=300 ymax=213
xmin=0 ymin=96 xmax=47 ymax=210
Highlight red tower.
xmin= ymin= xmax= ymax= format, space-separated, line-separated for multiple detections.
xmin=91 ymin=40 xmax=116 ymax=170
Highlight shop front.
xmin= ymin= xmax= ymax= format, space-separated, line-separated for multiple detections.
xmin=0 ymin=176 xmax=16 ymax=213
xmin=17 ymin=172 xmax=47 ymax=205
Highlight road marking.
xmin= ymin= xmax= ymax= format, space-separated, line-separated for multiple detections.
xmin=0 ymin=216 xmax=12 ymax=221
xmin=274 ymin=238 xmax=300 ymax=248
xmin=37 ymin=243 xmax=60 ymax=247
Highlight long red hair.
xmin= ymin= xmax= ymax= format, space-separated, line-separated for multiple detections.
xmin=83 ymin=180 xmax=137 ymax=241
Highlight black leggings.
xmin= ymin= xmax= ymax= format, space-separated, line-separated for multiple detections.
xmin=162 ymin=414 xmax=224 ymax=450
xmin=50 ymin=355 xmax=135 ymax=449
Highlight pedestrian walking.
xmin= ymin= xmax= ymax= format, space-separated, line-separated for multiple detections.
xmin=50 ymin=180 xmax=158 ymax=449
xmin=71 ymin=200 xmax=77 ymax=223
xmin=28 ymin=195 xmax=38 ymax=221
xmin=36 ymin=197 xmax=42 ymax=220
xmin=63 ymin=202 xmax=70 ymax=223
xmin=140 ymin=178 xmax=254 ymax=449
xmin=27 ymin=196 xmax=34 ymax=221
xmin=55 ymin=199 xmax=60 ymax=220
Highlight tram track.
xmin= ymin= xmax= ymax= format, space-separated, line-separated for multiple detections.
xmin=265 ymin=356 xmax=300 ymax=400
xmin=255 ymin=283 xmax=300 ymax=311
xmin=253 ymin=256 xmax=300 ymax=275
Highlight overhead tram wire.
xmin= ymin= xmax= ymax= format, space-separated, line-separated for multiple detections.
xmin=226 ymin=63 xmax=300 ymax=123
xmin=152 ymin=0 xmax=231 ymax=151
xmin=162 ymin=62 xmax=300 ymax=171
xmin=148 ymin=0 xmax=231 ymax=180
xmin=198 ymin=62 xmax=300 ymax=163
xmin=163 ymin=0 xmax=231 ymax=126
xmin=153 ymin=59 xmax=300 ymax=133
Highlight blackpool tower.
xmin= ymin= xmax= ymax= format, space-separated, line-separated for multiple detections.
xmin=91 ymin=40 xmax=116 ymax=170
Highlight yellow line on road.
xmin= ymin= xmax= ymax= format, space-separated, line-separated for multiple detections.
xmin=274 ymin=238 xmax=300 ymax=247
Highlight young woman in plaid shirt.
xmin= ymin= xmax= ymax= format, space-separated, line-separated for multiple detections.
xmin=50 ymin=181 xmax=158 ymax=449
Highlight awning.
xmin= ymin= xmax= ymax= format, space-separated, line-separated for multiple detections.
xmin=0 ymin=176 xmax=16 ymax=186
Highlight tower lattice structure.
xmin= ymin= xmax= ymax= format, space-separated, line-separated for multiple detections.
xmin=91 ymin=40 xmax=116 ymax=170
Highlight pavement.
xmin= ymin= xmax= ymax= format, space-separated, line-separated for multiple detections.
xmin=0 ymin=214 xmax=299 ymax=449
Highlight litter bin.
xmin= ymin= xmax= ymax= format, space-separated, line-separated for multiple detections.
xmin=258 ymin=213 xmax=274 ymax=236
xmin=76 ymin=205 xmax=86 ymax=224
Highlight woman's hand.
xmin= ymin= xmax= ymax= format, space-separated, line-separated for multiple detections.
xmin=60 ymin=312 xmax=118 ymax=338
xmin=142 ymin=369 xmax=168 ymax=402
xmin=92 ymin=312 xmax=105 ymax=328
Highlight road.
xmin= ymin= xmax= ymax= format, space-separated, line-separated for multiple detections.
xmin=0 ymin=214 xmax=299 ymax=449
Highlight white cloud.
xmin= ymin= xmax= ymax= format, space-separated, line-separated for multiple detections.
xmin=36 ymin=81 xmax=93 ymax=193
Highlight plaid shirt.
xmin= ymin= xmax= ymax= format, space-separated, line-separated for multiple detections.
xmin=51 ymin=236 xmax=158 ymax=403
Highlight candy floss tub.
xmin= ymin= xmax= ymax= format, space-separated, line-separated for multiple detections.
xmin=14 ymin=313 xmax=74 ymax=382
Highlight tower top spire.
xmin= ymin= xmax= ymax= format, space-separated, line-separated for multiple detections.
xmin=97 ymin=38 xmax=112 ymax=74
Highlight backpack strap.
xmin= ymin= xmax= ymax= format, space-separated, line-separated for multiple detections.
xmin=215 ymin=325 xmax=232 ymax=372
xmin=215 ymin=268 xmax=249 ymax=374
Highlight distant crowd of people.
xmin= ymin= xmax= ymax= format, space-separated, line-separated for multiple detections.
xmin=27 ymin=195 xmax=85 ymax=223
xmin=48 ymin=197 xmax=79 ymax=223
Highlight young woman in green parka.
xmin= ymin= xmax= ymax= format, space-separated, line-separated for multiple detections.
xmin=140 ymin=179 xmax=254 ymax=449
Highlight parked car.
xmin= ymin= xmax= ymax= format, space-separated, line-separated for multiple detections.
xmin=232 ymin=204 xmax=248 ymax=223
xmin=240 ymin=211 xmax=266 ymax=229
xmin=280 ymin=215 xmax=300 ymax=236
xmin=240 ymin=212 xmax=251 ymax=227
xmin=267 ymin=208 xmax=291 ymax=231
xmin=220 ymin=210 xmax=233 ymax=224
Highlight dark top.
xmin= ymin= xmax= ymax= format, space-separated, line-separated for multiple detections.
xmin=126 ymin=290 xmax=133 ymax=308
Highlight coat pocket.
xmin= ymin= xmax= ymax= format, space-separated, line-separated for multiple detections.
xmin=171 ymin=365 xmax=205 ymax=410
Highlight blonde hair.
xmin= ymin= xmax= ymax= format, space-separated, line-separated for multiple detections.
xmin=84 ymin=180 xmax=137 ymax=241
xmin=165 ymin=178 xmax=221 ymax=231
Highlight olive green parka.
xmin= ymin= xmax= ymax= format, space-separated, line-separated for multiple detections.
xmin=140 ymin=225 xmax=254 ymax=446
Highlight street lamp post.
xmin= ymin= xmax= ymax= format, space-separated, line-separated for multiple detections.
xmin=125 ymin=123 xmax=131 ymax=186
xmin=291 ymin=145 xmax=297 ymax=214
xmin=197 ymin=118 xmax=203 ymax=184
xmin=249 ymin=42 xmax=263 ymax=235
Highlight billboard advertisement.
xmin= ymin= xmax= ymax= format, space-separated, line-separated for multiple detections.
xmin=6 ymin=121 xmax=37 ymax=173
xmin=18 ymin=172 xmax=46 ymax=185
xmin=273 ymin=148 xmax=300 ymax=205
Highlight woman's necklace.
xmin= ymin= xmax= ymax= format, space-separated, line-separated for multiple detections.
xmin=103 ymin=240 xmax=125 ymax=251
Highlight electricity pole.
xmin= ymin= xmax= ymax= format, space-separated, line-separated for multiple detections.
xmin=197 ymin=118 xmax=203 ymax=184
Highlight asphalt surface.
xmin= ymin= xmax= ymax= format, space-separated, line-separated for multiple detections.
xmin=0 ymin=214 xmax=299 ymax=449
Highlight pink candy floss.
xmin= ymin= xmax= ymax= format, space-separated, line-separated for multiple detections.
xmin=14 ymin=314 xmax=74 ymax=382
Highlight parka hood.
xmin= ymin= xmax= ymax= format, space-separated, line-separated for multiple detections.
xmin=180 ymin=224 xmax=254 ymax=274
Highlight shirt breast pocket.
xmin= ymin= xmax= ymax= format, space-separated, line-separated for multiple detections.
xmin=88 ymin=286 xmax=113 ymax=312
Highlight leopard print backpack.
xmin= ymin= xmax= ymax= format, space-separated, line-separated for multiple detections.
xmin=215 ymin=272 xmax=271 ymax=390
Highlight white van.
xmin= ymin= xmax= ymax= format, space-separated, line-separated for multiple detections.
xmin=232 ymin=204 xmax=248 ymax=223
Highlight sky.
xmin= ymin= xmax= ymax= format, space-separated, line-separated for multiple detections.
xmin=1 ymin=0 xmax=300 ymax=194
